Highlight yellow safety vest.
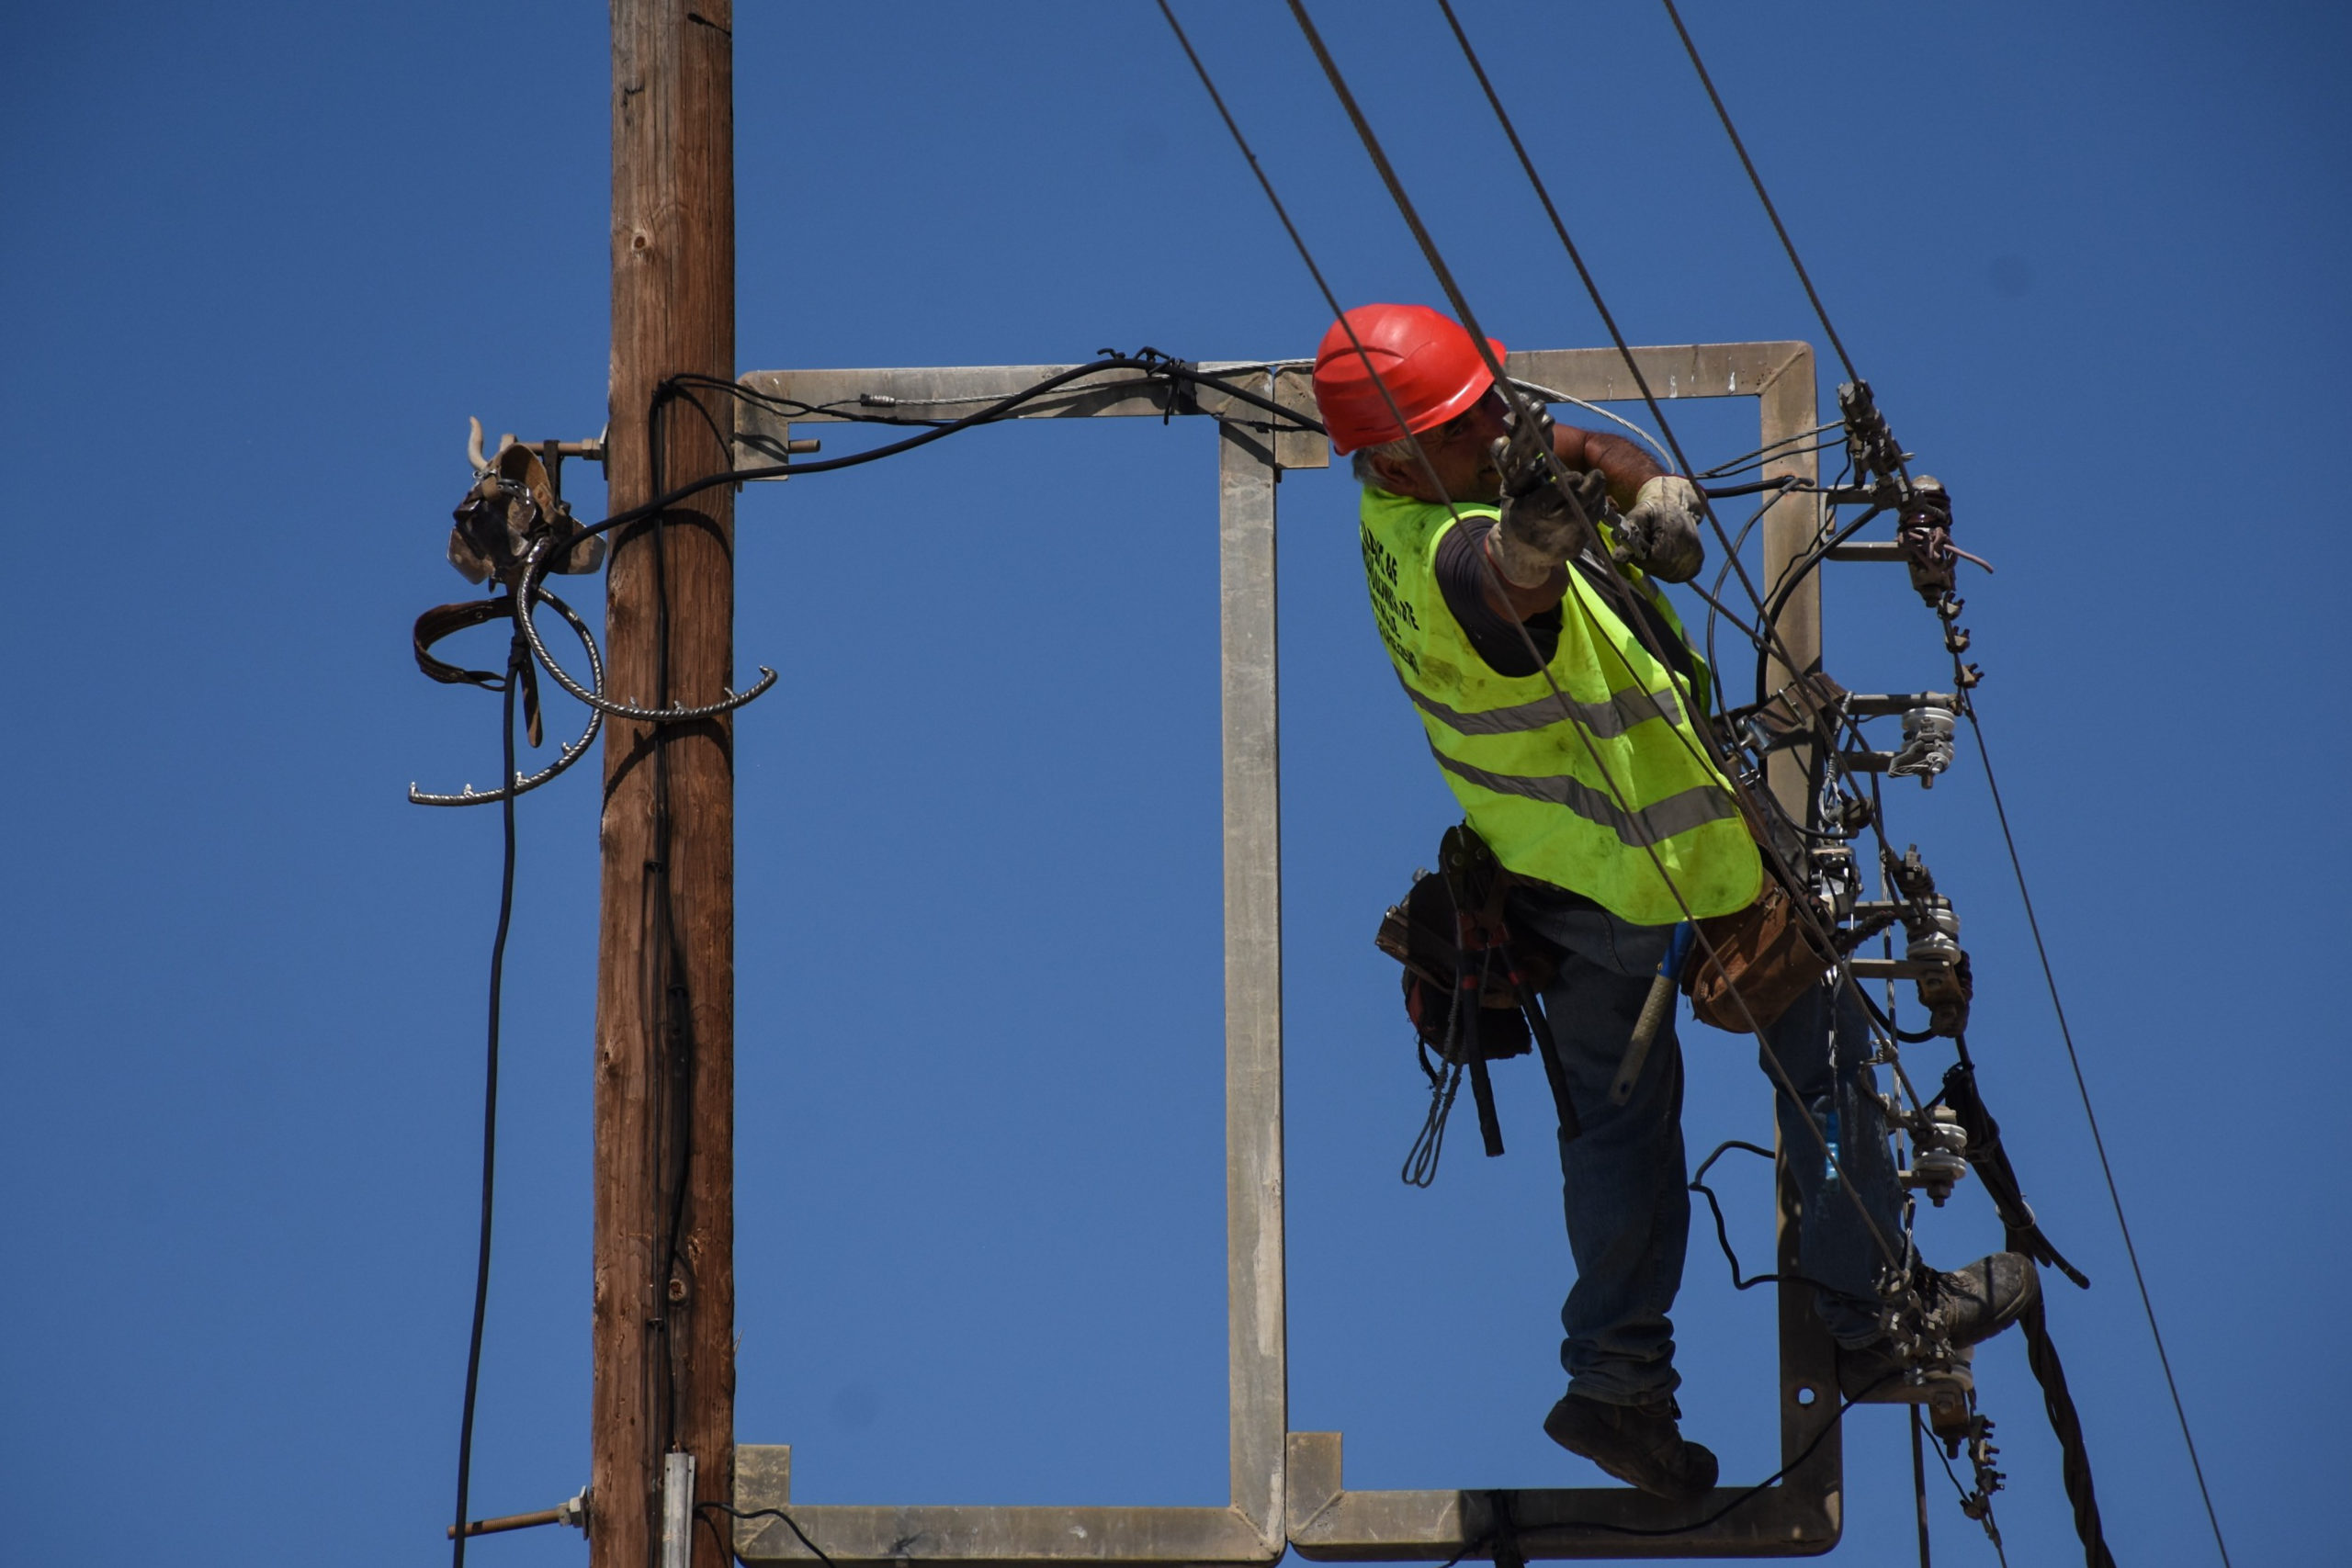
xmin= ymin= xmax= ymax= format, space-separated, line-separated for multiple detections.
xmin=1359 ymin=487 xmax=1761 ymax=926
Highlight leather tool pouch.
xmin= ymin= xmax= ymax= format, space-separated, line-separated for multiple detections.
xmin=1682 ymin=873 xmax=1835 ymax=1033
xmin=1374 ymin=824 xmax=1549 ymax=1062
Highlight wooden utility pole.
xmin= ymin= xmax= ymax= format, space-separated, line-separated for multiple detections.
xmin=595 ymin=4 xmax=735 ymax=1567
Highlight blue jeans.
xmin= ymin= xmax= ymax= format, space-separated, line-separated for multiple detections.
xmin=1511 ymin=888 xmax=1905 ymax=1406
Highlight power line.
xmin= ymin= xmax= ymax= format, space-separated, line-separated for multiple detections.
xmin=1426 ymin=0 xmax=1928 ymax=906
xmin=1285 ymin=0 xmax=1925 ymax=1271
xmin=1204 ymin=17 xmax=2201 ymax=1568
xmin=1156 ymin=0 xmax=1913 ymax=1276
xmin=1657 ymin=0 xmax=1860 ymax=386
xmin=1651 ymin=1 xmax=2226 ymax=1543
xmin=1649 ymin=3 xmax=2231 ymax=1545
xmin=1968 ymin=709 xmax=2233 ymax=1567
xmin=1651 ymin=2 xmax=2236 ymax=1550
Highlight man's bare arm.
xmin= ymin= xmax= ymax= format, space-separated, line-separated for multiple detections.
xmin=1554 ymin=425 xmax=1667 ymax=511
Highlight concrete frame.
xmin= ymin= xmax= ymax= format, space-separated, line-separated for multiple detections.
xmin=727 ymin=342 xmax=1835 ymax=1565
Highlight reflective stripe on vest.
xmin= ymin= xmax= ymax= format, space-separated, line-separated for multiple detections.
xmin=1400 ymin=670 xmax=1683 ymax=739
xmin=1428 ymin=744 xmax=1741 ymax=846
xmin=1359 ymin=486 xmax=1761 ymax=926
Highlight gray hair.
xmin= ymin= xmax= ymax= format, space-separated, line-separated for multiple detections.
xmin=1351 ymin=437 xmax=1419 ymax=487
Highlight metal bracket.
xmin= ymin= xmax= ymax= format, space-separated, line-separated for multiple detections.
xmin=729 ymin=344 xmax=1843 ymax=1564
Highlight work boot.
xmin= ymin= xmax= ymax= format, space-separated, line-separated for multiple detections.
xmin=1543 ymin=1392 xmax=1719 ymax=1503
xmin=1838 ymin=1252 xmax=2041 ymax=1398
xmin=1929 ymin=1252 xmax=2041 ymax=1347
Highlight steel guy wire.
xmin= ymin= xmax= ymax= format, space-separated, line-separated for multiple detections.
xmin=1966 ymin=705 xmax=2233 ymax=1567
xmin=1164 ymin=0 xmax=1905 ymax=1276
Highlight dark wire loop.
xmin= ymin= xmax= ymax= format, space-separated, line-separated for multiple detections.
xmin=1688 ymin=1139 xmax=1784 ymax=1290
xmin=514 ymin=535 xmax=777 ymax=725
xmin=568 ymin=355 xmax=1321 ymax=556
xmin=411 ymin=590 xmax=606 ymax=807
xmin=1750 ymin=505 xmax=1884 ymax=705
xmin=507 ymin=354 xmax=1312 ymax=729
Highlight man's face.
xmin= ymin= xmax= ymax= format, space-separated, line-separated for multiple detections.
xmin=1368 ymin=386 xmax=1513 ymax=502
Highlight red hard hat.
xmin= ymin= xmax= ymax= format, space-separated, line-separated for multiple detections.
xmin=1311 ymin=304 xmax=1505 ymax=455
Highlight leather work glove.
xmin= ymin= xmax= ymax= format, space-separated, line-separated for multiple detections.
xmin=1492 ymin=427 xmax=1608 ymax=587
xmin=1615 ymin=475 xmax=1708 ymax=583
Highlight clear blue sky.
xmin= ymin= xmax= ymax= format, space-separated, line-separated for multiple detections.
xmin=4 ymin=3 xmax=2343 ymax=1565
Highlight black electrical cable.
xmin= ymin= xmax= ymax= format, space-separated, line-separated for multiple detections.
xmin=437 ymin=358 xmax=1222 ymax=1552
xmin=1656 ymin=0 xmax=1860 ymax=388
xmin=1566 ymin=1370 xmax=1904 ymax=1539
xmin=1969 ymin=707 xmax=2231 ymax=1566
xmin=511 ymin=354 xmax=1325 ymax=729
xmin=449 ymin=629 xmax=525 ymax=1568
xmin=1700 ymin=474 xmax=1810 ymax=500
xmin=1697 ymin=422 xmax=1844 ymax=478
xmin=541 ymin=356 xmax=1320 ymax=576
xmin=1706 ymin=451 xmax=1847 ymax=701
xmin=1689 ymin=1139 xmax=1790 ymax=1291
xmin=571 ymin=358 xmax=1168 ymax=551
xmin=1910 ymin=1409 xmax=1933 ymax=1568
xmin=1748 ymin=504 xmax=1885 ymax=705
xmin=640 ymin=378 xmax=717 ymax=1467
xmin=669 ymin=363 xmax=1322 ymax=439
xmin=1701 ymin=447 xmax=1840 ymax=487
xmin=697 ymin=1502 xmax=840 ymax=1568
xmin=1425 ymin=1371 xmax=1898 ymax=1560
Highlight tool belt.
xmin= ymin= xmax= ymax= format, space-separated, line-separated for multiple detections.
xmin=1375 ymin=824 xmax=1581 ymax=1184
xmin=1374 ymin=824 xmax=1548 ymax=1063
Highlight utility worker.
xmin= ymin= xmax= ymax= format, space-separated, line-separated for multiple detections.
xmin=1314 ymin=304 xmax=2037 ymax=1502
